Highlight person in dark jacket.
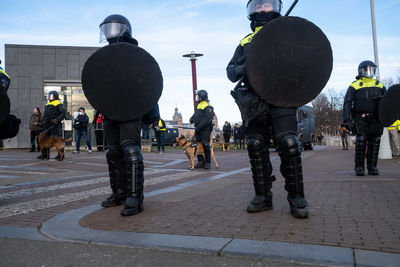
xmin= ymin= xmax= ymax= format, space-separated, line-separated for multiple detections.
xmin=28 ymin=107 xmax=42 ymax=152
xmin=38 ymin=90 xmax=66 ymax=159
xmin=238 ymin=124 xmax=246 ymax=150
xmin=73 ymin=107 xmax=92 ymax=154
xmin=98 ymin=14 xmax=160 ymax=217
xmin=189 ymin=90 xmax=214 ymax=169
xmin=92 ymin=111 xmax=106 ymax=151
xmin=222 ymin=121 xmax=232 ymax=146
xmin=226 ymin=0 xmax=308 ymax=218
xmin=233 ymin=123 xmax=240 ymax=149
xmin=343 ymin=60 xmax=386 ymax=176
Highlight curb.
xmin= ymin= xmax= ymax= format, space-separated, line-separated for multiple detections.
xmin=37 ymin=204 xmax=399 ymax=267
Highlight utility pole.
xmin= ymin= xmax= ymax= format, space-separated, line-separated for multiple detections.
xmin=370 ymin=0 xmax=392 ymax=159
xmin=182 ymin=51 xmax=203 ymax=112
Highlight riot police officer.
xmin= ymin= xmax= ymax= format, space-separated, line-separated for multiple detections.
xmin=98 ymin=14 xmax=159 ymax=216
xmin=39 ymin=91 xmax=66 ymax=159
xmin=226 ymin=0 xmax=308 ymax=218
xmin=343 ymin=60 xmax=386 ymax=176
xmin=0 ymin=60 xmax=21 ymax=139
xmin=189 ymin=90 xmax=214 ymax=169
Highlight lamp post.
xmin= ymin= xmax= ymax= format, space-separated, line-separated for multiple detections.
xmin=182 ymin=51 xmax=203 ymax=112
xmin=369 ymin=0 xmax=392 ymax=159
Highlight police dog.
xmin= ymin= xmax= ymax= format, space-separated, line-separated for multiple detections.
xmin=38 ymin=133 xmax=72 ymax=161
xmin=175 ymin=135 xmax=219 ymax=169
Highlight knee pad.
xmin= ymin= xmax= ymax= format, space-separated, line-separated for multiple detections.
xmin=106 ymin=145 xmax=123 ymax=163
xmin=368 ymin=136 xmax=381 ymax=145
xmin=356 ymin=135 xmax=366 ymax=146
xmin=277 ymin=134 xmax=300 ymax=157
xmin=123 ymin=144 xmax=143 ymax=164
xmin=247 ymin=137 xmax=264 ymax=153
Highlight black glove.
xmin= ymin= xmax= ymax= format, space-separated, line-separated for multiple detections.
xmin=51 ymin=119 xmax=58 ymax=125
xmin=343 ymin=122 xmax=352 ymax=131
xmin=235 ymin=64 xmax=246 ymax=77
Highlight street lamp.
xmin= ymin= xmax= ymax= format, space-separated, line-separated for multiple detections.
xmin=182 ymin=51 xmax=203 ymax=112
xmin=370 ymin=0 xmax=392 ymax=159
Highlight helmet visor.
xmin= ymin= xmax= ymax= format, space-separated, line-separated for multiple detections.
xmin=247 ymin=0 xmax=281 ymax=17
xmin=99 ymin=22 xmax=128 ymax=43
xmin=359 ymin=66 xmax=377 ymax=78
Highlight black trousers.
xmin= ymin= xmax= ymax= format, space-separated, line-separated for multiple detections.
xmin=247 ymin=106 xmax=298 ymax=142
xmin=103 ymin=118 xmax=143 ymax=197
xmin=30 ymin=130 xmax=40 ymax=150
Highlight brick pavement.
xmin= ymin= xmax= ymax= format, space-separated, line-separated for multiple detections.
xmin=80 ymin=146 xmax=400 ymax=253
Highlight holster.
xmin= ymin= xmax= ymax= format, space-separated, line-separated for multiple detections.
xmin=231 ymin=89 xmax=269 ymax=127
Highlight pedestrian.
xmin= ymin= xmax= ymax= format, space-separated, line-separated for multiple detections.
xmin=338 ymin=123 xmax=349 ymax=150
xmin=238 ymin=124 xmax=246 ymax=150
xmin=98 ymin=14 xmax=160 ymax=216
xmin=317 ymin=134 xmax=324 ymax=145
xmin=153 ymin=117 xmax=166 ymax=153
xmin=222 ymin=121 xmax=232 ymax=146
xmin=28 ymin=107 xmax=42 ymax=152
xmin=233 ymin=123 xmax=240 ymax=149
xmin=388 ymin=120 xmax=400 ymax=157
xmin=73 ymin=107 xmax=92 ymax=154
xmin=343 ymin=60 xmax=386 ymax=176
xmin=226 ymin=0 xmax=308 ymax=218
xmin=38 ymin=91 xmax=66 ymax=160
xmin=92 ymin=111 xmax=106 ymax=151
xmin=189 ymin=90 xmax=214 ymax=169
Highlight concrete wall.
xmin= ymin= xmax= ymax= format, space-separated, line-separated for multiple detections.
xmin=4 ymin=44 xmax=98 ymax=148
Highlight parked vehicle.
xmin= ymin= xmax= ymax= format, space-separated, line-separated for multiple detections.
xmin=150 ymin=127 xmax=179 ymax=146
xmin=297 ymin=105 xmax=315 ymax=150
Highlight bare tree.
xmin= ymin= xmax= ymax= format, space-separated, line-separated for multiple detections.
xmin=312 ymin=89 xmax=344 ymax=136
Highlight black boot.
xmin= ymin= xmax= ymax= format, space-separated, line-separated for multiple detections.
xmin=278 ymin=135 xmax=308 ymax=219
xmin=203 ymin=143 xmax=211 ymax=169
xmin=102 ymin=150 xmax=126 ymax=207
xmin=367 ymin=136 xmax=380 ymax=175
xmin=195 ymin=155 xmax=205 ymax=168
xmin=354 ymin=136 xmax=366 ymax=176
xmin=246 ymin=138 xmax=274 ymax=213
xmin=121 ymin=145 xmax=144 ymax=216
xmin=28 ymin=144 xmax=35 ymax=152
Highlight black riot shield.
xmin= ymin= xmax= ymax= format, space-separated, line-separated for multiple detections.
xmin=247 ymin=16 xmax=333 ymax=107
xmin=378 ymin=84 xmax=400 ymax=127
xmin=81 ymin=43 xmax=163 ymax=122
xmin=0 ymin=88 xmax=10 ymax=124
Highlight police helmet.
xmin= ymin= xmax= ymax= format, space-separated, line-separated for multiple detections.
xmin=197 ymin=90 xmax=208 ymax=101
xmin=247 ymin=0 xmax=282 ymax=23
xmin=47 ymin=91 xmax=59 ymax=101
xmin=78 ymin=107 xmax=85 ymax=112
xmin=358 ymin=60 xmax=378 ymax=78
xmin=99 ymin=14 xmax=132 ymax=43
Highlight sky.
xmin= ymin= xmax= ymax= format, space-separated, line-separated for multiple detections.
xmin=1 ymin=0 xmax=400 ymax=127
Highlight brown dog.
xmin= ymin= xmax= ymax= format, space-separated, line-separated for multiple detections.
xmin=175 ymin=135 xmax=219 ymax=169
xmin=38 ymin=133 xmax=72 ymax=161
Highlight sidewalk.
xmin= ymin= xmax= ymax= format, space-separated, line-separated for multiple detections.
xmin=1 ymin=146 xmax=399 ymax=266
xmin=42 ymin=146 xmax=400 ymax=266
xmin=79 ymin=147 xmax=400 ymax=253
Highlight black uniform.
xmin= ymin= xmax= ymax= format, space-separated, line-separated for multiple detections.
xmin=343 ymin=77 xmax=386 ymax=175
xmin=42 ymin=99 xmax=66 ymax=137
xmin=227 ymin=24 xmax=308 ymax=218
xmin=100 ymin=34 xmax=160 ymax=217
xmin=190 ymin=99 xmax=214 ymax=169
